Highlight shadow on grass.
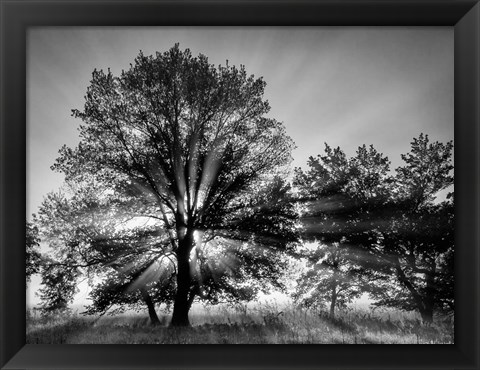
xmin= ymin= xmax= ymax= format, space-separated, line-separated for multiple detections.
xmin=320 ymin=315 xmax=358 ymax=334
xmin=27 ymin=317 xmax=92 ymax=344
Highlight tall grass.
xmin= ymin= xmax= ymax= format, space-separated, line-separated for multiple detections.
xmin=26 ymin=303 xmax=454 ymax=344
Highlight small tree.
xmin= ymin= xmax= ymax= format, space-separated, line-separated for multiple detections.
xmin=26 ymin=221 xmax=42 ymax=284
xmin=293 ymin=144 xmax=390 ymax=314
xmin=293 ymin=243 xmax=364 ymax=318
xmin=37 ymin=256 xmax=80 ymax=315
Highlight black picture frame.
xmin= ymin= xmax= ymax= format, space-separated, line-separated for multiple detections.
xmin=1 ymin=0 xmax=479 ymax=369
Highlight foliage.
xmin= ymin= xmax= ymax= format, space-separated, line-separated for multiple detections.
xmin=26 ymin=221 xmax=42 ymax=284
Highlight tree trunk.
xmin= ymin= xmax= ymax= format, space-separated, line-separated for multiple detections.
xmin=329 ymin=269 xmax=338 ymax=319
xmin=395 ymin=260 xmax=433 ymax=324
xmin=421 ymin=269 xmax=436 ymax=324
xmin=420 ymin=306 xmax=434 ymax=324
xmin=140 ymin=288 xmax=161 ymax=326
xmin=330 ymin=287 xmax=337 ymax=319
xmin=171 ymin=231 xmax=194 ymax=327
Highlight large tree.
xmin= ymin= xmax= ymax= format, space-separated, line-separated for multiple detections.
xmin=50 ymin=44 xmax=297 ymax=326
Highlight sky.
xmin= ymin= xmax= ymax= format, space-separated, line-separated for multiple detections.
xmin=26 ymin=27 xmax=454 ymax=307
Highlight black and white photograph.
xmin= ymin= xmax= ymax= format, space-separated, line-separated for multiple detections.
xmin=26 ymin=27 xmax=454 ymax=344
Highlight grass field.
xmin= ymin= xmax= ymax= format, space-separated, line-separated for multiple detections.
xmin=26 ymin=302 xmax=454 ymax=344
